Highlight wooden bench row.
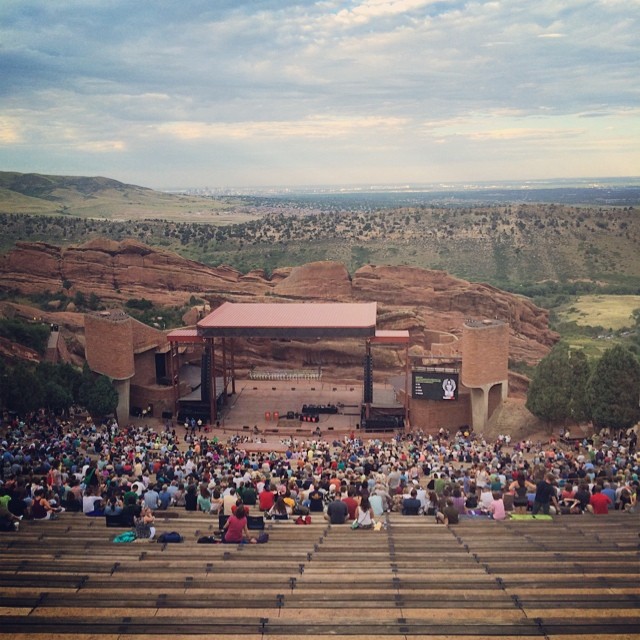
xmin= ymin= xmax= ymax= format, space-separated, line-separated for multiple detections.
xmin=1 ymin=510 xmax=638 ymax=638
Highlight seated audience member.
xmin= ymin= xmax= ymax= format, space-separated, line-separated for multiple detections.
xmin=268 ymin=496 xmax=291 ymax=520
xmin=209 ymin=488 xmax=224 ymax=514
xmin=588 ymin=484 xmax=613 ymax=514
xmin=573 ymin=483 xmax=591 ymax=513
xmin=342 ymin=487 xmax=359 ymax=521
xmin=82 ymin=488 xmax=104 ymax=516
xmin=479 ymin=485 xmax=494 ymax=512
xmin=488 ymin=491 xmax=506 ymax=521
xmin=223 ymin=487 xmax=238 ymax=515
xmin=184 ymin=484 xmax=198 ymax=511
xmin=0 ymin=491 xmax=21 ymax=530
xmin=197 ymin=485 xmax=212 ymax=513
xmin=172 ymin=483 xmax=186 ymax=507
xmin=240 ymin=482 xmax=258 ymax=506
xmin=122 ymin=494 xmax=142 ymax=522
xmin=308 ymin=486 xmax=325 ymax=513
xmin=402 ymin=488 xmax=422 ymax=515
xmin=354 ymin=495 xmax=375 ymax=529
xmin=369 ymin=491 xmax=385 ymax=517
xmin=451 ymin=486 xmax=466 ymax=515
xmin=436 ymin=498 xmax=459 ymax=525
xmin=63 ymin=478 xmax=83 ymax=512
xmin=258 ymin=483 xmax=276 ymax=512
xmin=157 ymin=484 xmax=172 ymax=510
xmin=135 ymin=505 xmax=156 ymax=540
xmin=142 ymin=485 xmax=161 ymax=511
xmin=325 ymin=497 xmax=349 ymax=524
xmin=222 ymin=504 xmax=255 ymax=544
xmin=465 ymin=484 xmax=479 ymax=511
xmin=103 ymin=494 xmax=123 ymax=516
xmin=32 ymin=489 xmax=63 ymax=520
xmin=372 ymin=479 xmax=392 ymax=512
xmin=425 ymin=491 xmax=439 ymax=516
xmin=617 ymin=487 xmax=635 ymax=511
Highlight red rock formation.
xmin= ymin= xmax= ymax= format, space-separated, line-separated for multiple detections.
xmin=272 ymin=261 xmax=352 ymax=300
xmin=0 ymin=239 xmax=265 ymax=306
xmin=0 ymin=240 xmax=558 ymax=372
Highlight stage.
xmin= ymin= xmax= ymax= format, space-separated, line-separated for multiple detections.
xmin=214 ymin=378 xmax=404 ymax=437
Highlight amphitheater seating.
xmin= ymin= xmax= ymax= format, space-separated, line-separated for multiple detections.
xmin=0 ymin=510 xmax=638 ymax=638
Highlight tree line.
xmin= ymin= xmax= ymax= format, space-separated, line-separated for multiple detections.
xmin=0 ymin=360 xmax=118 ymax=421
xmin=526 ymin=343 xmax=640 ymax=433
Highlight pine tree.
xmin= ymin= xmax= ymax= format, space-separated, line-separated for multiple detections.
xmin=588 ymin=345 xmax=640 ymax=432
xmin=568 ymin=349 xmax=592 ymax=423
xmin=79 ymin=366 xmax=119 ymax=421
xmin=526 ymin=344 xmax=573 ymax=432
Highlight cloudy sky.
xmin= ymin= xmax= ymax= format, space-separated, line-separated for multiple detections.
xmin=1 ymin=0 xmax=638 ymax=189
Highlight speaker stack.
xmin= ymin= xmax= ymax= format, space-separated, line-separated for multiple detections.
xmin=363 ymin=354 xmax=373 ymax=404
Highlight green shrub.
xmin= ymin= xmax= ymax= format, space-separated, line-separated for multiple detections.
xmin=0 ymin=318 xmax=50 ymax=354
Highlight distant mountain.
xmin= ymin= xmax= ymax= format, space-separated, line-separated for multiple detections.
xmin=0 ymin=171 xmax=143 ymax=201
xmin=0 ymin=171 xmax=243 ymax=221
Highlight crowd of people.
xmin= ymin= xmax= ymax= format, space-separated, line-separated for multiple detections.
xmin=1 ymin=411 xmax=638 ymax=540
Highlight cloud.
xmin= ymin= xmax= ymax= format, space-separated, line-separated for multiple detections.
xmin=156 ymin=115 xmax=408 ymax=140
xmin=0 ymin=0 xmax=638 ymax=186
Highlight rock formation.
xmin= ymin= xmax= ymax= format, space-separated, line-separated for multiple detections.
xmin=0 ymin=239 xmax=558 ymax=376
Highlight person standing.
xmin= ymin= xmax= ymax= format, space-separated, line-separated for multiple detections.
xmin=532 ymin=474 xmax=559 ymax=515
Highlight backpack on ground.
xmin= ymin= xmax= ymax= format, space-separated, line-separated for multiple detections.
xmin=157 ymin=531 xmax=183 ymax=543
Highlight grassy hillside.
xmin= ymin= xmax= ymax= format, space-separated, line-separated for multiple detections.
xmin=0 ymin=171 xmax=259 ymax=224
xmin=1 ymin=171 xmax=638 ymax=291
xmin=1 ymin=203 xmax=639 ymax=291
xmin=556 ymin=295 xmax=640 ymax=332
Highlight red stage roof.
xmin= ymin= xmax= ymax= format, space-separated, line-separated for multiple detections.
xmin=197 ymin=302 xmax=377 ymax=338
xmin=166 ymin=328 xmax=202 ymax=344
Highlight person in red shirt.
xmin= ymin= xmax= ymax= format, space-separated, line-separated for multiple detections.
xmin=588 ymin=485 xmax=613 ymax=514
xmin=222 ymin=505 xmax=255 ymax=544
xmin=258 ymin=483 xmax=275 ymax=512
xmin=341 ymin=486 xmax=359 ymax=521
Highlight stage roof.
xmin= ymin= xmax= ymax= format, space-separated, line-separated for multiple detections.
xmin=166 ymin=328 xmax=202 ymax=344
xmin=197 ymin=302 xmax=378 ymax=339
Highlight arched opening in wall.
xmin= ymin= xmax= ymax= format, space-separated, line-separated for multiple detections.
xmin=488 ymin=382 xmax=505 ymax=421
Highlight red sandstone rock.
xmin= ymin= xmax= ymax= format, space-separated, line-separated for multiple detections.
xmin=272 ymin=261 xmax=352 ymax=300
xmin=0 ymin=240 xmax=558 ymax=373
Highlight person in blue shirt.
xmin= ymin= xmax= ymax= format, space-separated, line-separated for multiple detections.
xmin=158 ymin=484 xmax=172 ymax=510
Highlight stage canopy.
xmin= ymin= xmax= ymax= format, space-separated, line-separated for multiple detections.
xmin=196 ymin=301 xmax=378 ymax=339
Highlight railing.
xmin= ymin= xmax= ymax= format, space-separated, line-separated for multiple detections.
xmin=249 ymin=369 xmax=322 ymax=381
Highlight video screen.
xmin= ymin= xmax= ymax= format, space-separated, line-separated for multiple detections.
xmin=412 ymin=371 xmax=459 ymax=401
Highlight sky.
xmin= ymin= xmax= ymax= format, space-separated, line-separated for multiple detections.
xmin=1 ymin=0 xmax=639 ymax=189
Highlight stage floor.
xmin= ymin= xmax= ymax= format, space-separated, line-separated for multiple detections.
xmin=217 ymin=378 xmax=402 ymax=436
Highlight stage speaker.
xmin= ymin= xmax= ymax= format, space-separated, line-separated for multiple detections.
xmin=363 ymin=354 xmax=373 ymax=404
xmin=201 ymin=349 xmax=211 ymax=403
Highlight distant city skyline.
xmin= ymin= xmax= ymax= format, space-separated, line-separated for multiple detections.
xmin=1 ymin=1 xmax=638 ymax=190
